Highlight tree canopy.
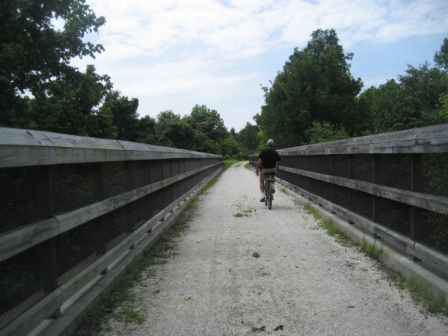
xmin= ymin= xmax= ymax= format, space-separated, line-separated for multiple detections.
xmin=0 ymin=0 xmax=107 ymax=130
xmin=256 ymin=29 xmax=363 ymax=147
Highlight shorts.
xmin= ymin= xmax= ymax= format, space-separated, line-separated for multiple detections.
xmin=259 ymin=167 xmax=277 ymax=182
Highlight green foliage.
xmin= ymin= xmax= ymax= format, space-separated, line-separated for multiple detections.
xmin=236 ymin=122 xmax=260 ymax=155
xmin=364 ymin=64 xmax=448 ymax=134
xmin=304 ymin=203 xmax=322 ymax=220
xmin=257 ymin=29 xmax=363 ymax=147
xmin=356 ymin=38 xmax=448 ymax=135
xmin=434 ymin=38 xmax=448 ymax=71
xmin=360 ymin=239 xmax=383 ymax=260
xmin=0 ymin=0 xmax=106 ymax=128
xmin=187 ymin=104 xmax=228 ymax=142
xmin=305 ymin=121 xmax=349 ymax=144
xmin=28 ymin=65 xmax=112 ymax=135
xmin=253 ymin=33 xmax=448 ymax=147
xmin=321 ymin=219 xmax=343 ymax=236
xmin=100 ymin=91 xmax=140 ymax=141
xmin=427 ymin=294 xmax=448 ymax=314
xmin=439 ymin=94 xmax=448 ymax=122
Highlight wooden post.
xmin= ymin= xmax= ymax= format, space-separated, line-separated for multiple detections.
xmin=41 ymin=166 xmax=58 ymax=295
xmin=330 ymin=156 xmax=336 ymax=214
xmin=411 ymin=154 xmax=423 ymax=245
xmin=124 ymin=161 xmax=134 ymax=234
xmin=372 ymin=155 xmax=381 ymax=222
xmin=94 ymin=163 xmax=106 ymax=257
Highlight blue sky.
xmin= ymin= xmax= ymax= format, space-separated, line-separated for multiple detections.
xmin=73 ymin=0 xmax=448 ymax=132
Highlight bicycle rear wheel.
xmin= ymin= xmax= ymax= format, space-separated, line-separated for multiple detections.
xmin=264 ymin=181 xmax=269 ymax=206
xmin=266 ymin=182 xmax=272 ymax=210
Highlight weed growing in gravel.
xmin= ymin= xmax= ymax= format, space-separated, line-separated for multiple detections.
xmin=251 ymin=325 xmax=266 ymax=332
xmin=304 ymin=203 xmax=322 ymax=220
xmin=280 ymin=188 xmax=288 ymax=194
xmin=321 ymin=219 xmax=342 ymax=236
xmin=252 ymin=252 xmax=260 ymax=258
xmin=234 ymin=209 xmax=252 ymax=218
xmin=360 ymin=238 xmax=383 ymax=260
xmin=378 ymin=263 xmax=448 ymax=316
xmin=428 ymin=294 xmax=448 ymax=314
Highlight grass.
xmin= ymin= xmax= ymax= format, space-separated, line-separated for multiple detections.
xmin=251 ymin=325 xmax=266 ymax=332
xmin=380 ymin=267 xmax=448 ymax=316
xmin=234 ymin=209 xmax=252 ymax=218
xmin=360 ymin=238 xmax=383 ymax=260
xmin=297 ymin=197 xmax=448 ymax=318
xmin=304 ymin=203 xmax=322 ymax=220
xmin=321 ymin=218 xmax=342 ymax=236
xmin=75 ymin=160 xmax=241 ymax=335
xmin=252 ymin=252 xmax=260 ymax=258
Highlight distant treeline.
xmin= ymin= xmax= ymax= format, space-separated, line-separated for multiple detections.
xmin=241 ymin=30 xmax=448 ymax=152
xmin=1 ymin=1 xmax=447 ymax=158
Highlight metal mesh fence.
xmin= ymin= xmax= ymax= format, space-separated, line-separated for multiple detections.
xmin=0 ymin=157 xmax=221 ymax=329
xmin=0 ymin=166 xmax=52 ymax=235
xmin=249 ymin=151 xmax=448 ymax=256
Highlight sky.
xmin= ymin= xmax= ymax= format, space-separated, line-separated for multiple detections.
xmin=72 ymin=0 xmax=448 ymax=132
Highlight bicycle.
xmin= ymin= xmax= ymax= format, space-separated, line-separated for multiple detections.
xmin=264 ymin=173 xmax=276 ymax=210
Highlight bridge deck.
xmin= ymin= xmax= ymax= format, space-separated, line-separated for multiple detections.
xmin=99 ymin=163 xmax=448 ymax=335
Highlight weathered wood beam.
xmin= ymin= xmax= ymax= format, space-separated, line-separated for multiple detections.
xmin=0 ymin=163 xmax=221 ymax=263
xmin=0 ymin=128 xmax=221 ymax=168
xmin=281 ymin=166 xmax=448 ymax=215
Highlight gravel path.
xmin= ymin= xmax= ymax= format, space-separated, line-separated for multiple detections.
xmin=100 ymin=163 xmax=448 ymax=336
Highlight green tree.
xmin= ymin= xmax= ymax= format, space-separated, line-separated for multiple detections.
xmin=305 ymin=121 xmax=349 ymax=144
xmin=369 ymin=63 xmax=448 ymax=133
xmin=257 ymin=29 xmax=363 ymax=147
xmin=236 ymin=122 xmax=260 ymax=154
xmin=434 ymin=38 xmax=448 ymax=71
xmin=157 ymin=119 xmax=197 ymax=149
xmin=0 ymin=0 xmax=106 ymax=128
xmin=100 ymin=91 xmax=140 ymax=141
xmin=28 ymin=65 xmax=112 ymax=135
xmin=187 ymin=104 xmax=228 ymax=142
xmin=219 ymin=136 xmax=245 ymax=160
xmin=135 ymin=115 xmax=157 ymax=144
xmin=154 ymin=110 xmax=181 ymax=144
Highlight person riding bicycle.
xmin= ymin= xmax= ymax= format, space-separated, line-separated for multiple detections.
xmin=256 ymin=139 xmax=281 ymax=202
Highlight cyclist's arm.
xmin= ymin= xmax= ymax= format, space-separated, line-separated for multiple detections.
xmin=256 ymin=158 xmax=262 ymax=175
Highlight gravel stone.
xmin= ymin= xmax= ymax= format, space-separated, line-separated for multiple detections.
xmin=99 ymin=163 xmax=448 ymax=336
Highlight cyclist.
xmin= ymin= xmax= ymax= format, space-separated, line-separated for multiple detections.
xmin=256 ymin=139 xmax=281 ymax=202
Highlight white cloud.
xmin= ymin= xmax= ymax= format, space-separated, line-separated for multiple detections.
xmin=73 ymin=0 xmax=448 ymax=131
xmin=86 ymin=0 xmax=448 ymax=61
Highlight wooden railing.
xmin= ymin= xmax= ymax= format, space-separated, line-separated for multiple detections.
xmin=250 ymin=124 xmax=448 ymax=275
xmin=0 ymin=127 xmax=222 ymax=336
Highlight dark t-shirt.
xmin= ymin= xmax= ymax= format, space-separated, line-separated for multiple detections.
xmin=258 ymin=148 xmax=281 ymax=169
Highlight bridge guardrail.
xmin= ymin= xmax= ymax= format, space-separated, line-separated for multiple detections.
xmin=0 ymin=127 xmax=222 ymax=335
xmin=250 ymin=124 xmax=448 ymax=276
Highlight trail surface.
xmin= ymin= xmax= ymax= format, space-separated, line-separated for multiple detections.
xmin=101 ymin=163 xmax=448 ymax=336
